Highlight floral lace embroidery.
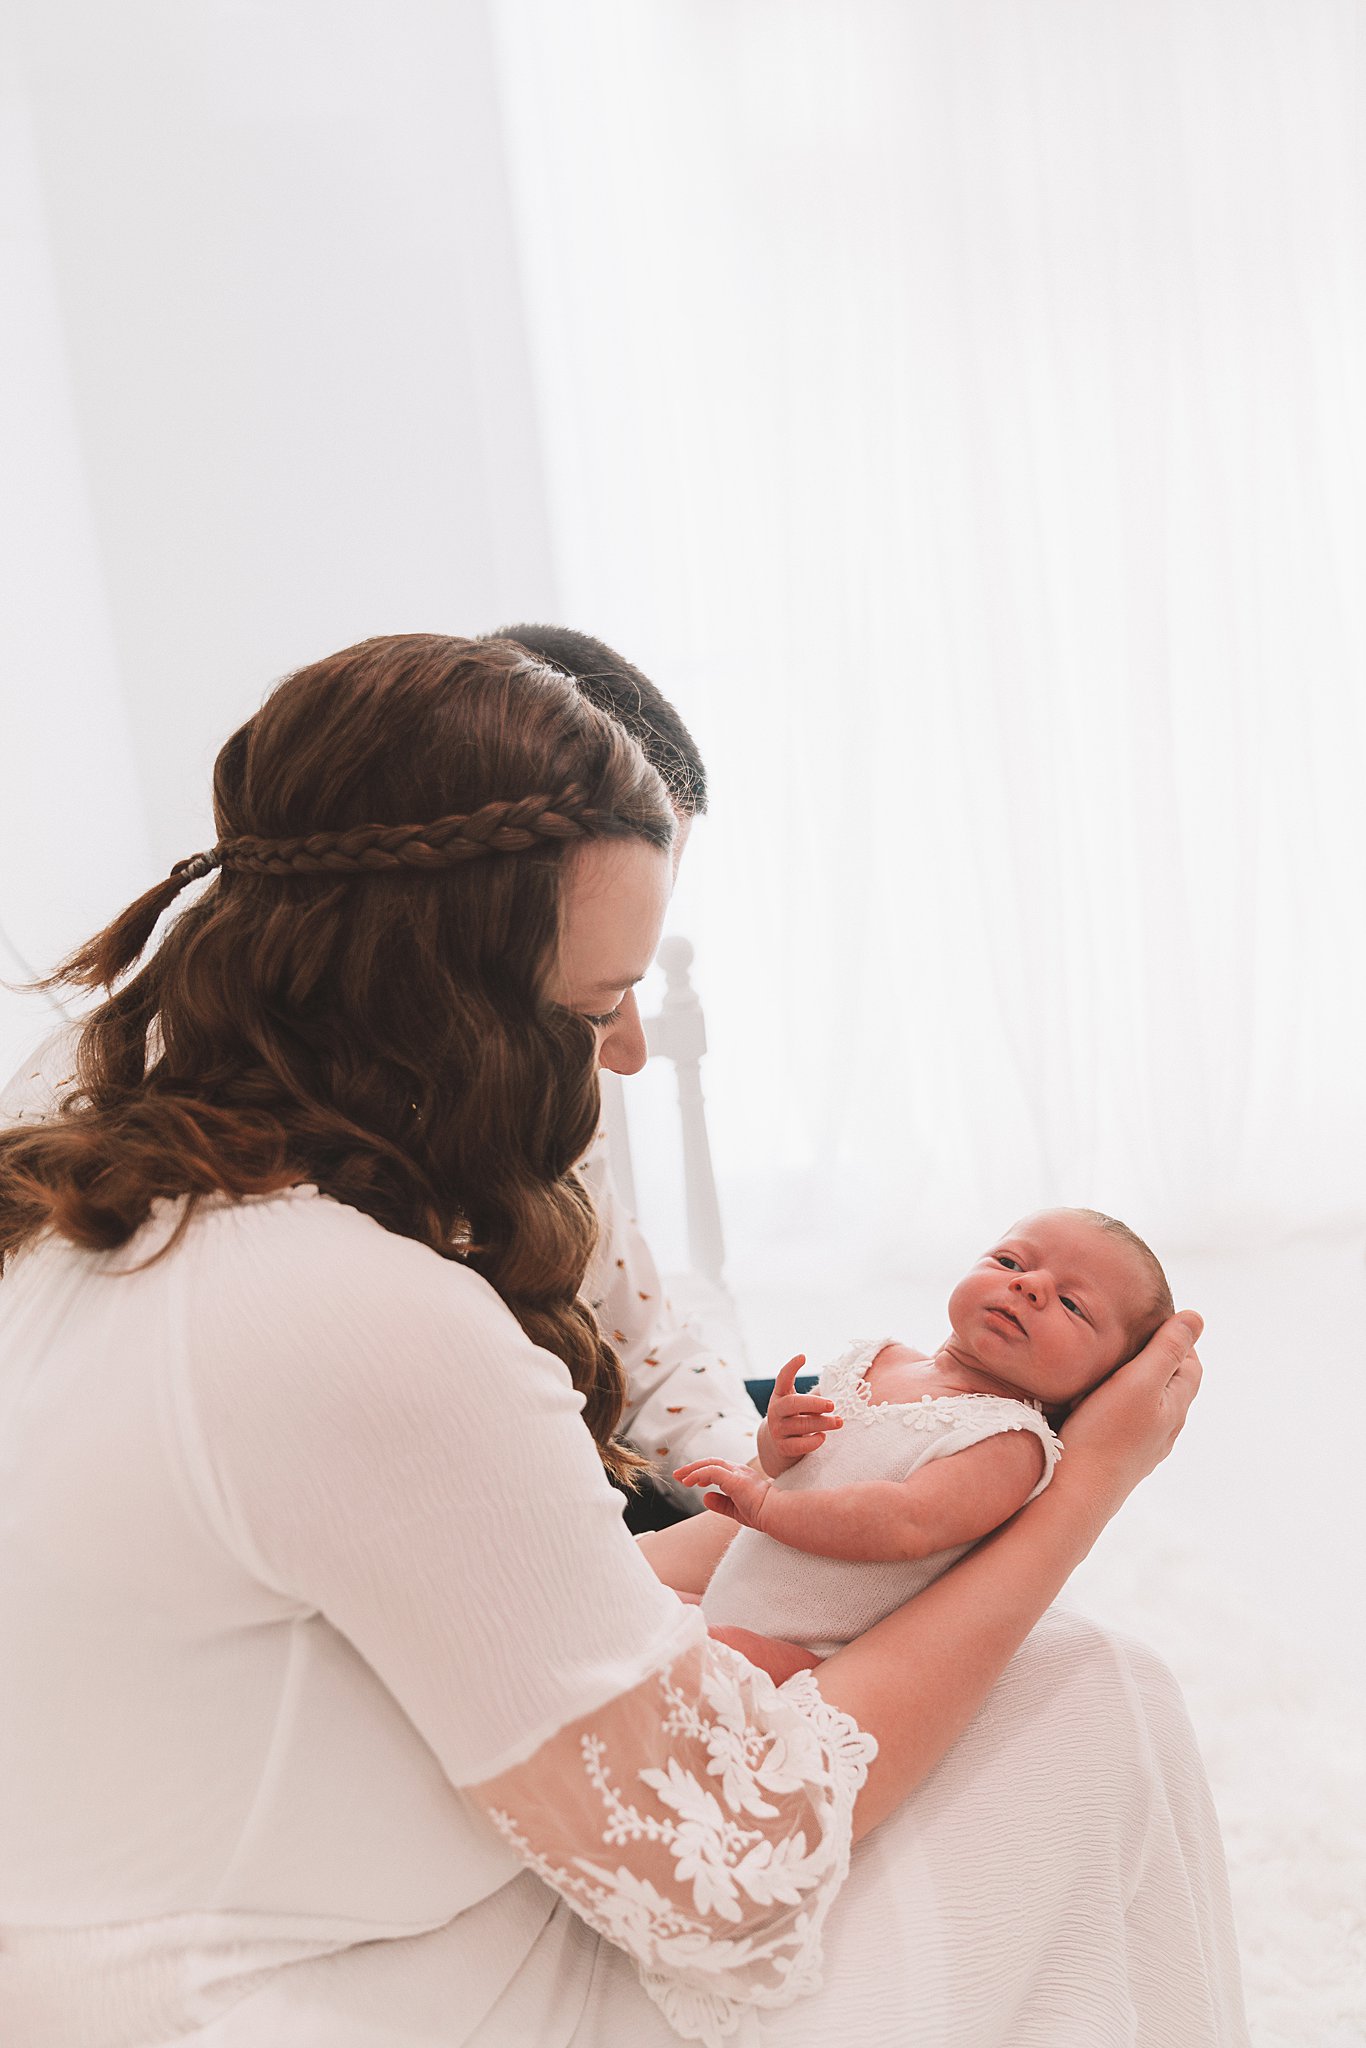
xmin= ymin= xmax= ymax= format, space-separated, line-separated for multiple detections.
xmin=485 ymin=1644 xmax=875 ymax=2046
xmin=823 ymin=1338 xmax=1063 ymax=1454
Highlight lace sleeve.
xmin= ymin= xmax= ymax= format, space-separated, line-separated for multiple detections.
xmin=471 ymin=1620 xmax=876 ymax=2047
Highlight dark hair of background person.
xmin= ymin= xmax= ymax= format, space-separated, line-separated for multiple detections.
xmin=495 ymin=624 xmax=708 ymax=817
xmin=0 ymin=635 xmax=675 ymax=1485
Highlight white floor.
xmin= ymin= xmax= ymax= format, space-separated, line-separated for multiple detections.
xmin=730 ymin=1225 xmax=1366 ymax=2048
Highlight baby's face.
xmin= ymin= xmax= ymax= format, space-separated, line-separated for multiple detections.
xmin=946 ymin=1210 xmax=1153 ymax=1408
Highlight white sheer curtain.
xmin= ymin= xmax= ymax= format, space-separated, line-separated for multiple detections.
xmin=0 ymin=76 xmax=150 ymax=1084
xmin=492 ymin=0 xmax=1366 ymax=1267
xmin=2 ymin=2 xmax=1362 ymax=1270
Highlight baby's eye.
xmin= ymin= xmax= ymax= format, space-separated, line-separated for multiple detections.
xmin=994 ymin=1253 xmax=1021 ymax=1271
xmin=584 ymin=1005 xmax=623 ymax=1030
xmin=1061 ymin=1296 xmax=1083 ymax=1317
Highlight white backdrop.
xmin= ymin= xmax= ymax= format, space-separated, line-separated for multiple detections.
xmin=0 ymin=0 xmax=556 ymax=1078
xmin=2 ymin=0 xmax=1364 ymax=1270
xmin=494 ymin=0 xmax=1366 ymax=1271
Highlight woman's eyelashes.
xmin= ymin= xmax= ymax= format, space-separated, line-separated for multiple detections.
xmin=583 ymin=1005 xmax=623 ymax=1030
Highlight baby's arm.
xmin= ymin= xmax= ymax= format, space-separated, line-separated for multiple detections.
xmin=675 ymin=1430 xmax=1047 ymax=1563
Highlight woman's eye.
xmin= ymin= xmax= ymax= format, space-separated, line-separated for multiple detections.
xmin=584 ymin=1006 xmax=623 ymax=1030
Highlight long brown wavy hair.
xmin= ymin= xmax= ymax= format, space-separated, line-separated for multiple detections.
xmin=0 ymin=635 xmax=674 ymax=1485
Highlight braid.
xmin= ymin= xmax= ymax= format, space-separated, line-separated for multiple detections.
xmin=187 ymin=790 xmax=609 ymax=881
xmin=7 ymin=632 xmax=678 ymax=1492
xmin=57 ymin=789 xmax=610 ymax=993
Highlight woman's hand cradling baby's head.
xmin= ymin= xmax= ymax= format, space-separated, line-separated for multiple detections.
xmin=1057 ymin=1310 xmax=1204 ymax=1517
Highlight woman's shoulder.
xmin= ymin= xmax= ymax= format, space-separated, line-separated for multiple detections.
xmin=179 ymin=1186 xmax=533 ymax=1376
xmin=162 ymin=1188 xmax=601 ymax=1519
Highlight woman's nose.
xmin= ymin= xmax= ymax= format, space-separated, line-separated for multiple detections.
xmin=598 ymin=990 xmax=649 ymax=1077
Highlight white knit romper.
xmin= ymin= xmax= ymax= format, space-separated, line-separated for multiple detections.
xmin=702 ymin=1336 xmax=1062 ymax=1657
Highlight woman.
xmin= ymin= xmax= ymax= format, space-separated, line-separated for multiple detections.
xmin=0 ymin=635 xmax=1246 ymax=2046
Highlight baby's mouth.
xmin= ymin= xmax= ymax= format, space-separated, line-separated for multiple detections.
xmin=988 ymin=1305 xmax=1025 ymax=1335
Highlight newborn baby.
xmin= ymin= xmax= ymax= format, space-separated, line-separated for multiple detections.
xmin=676 ymin=1208 xmax=1173 ymax=1658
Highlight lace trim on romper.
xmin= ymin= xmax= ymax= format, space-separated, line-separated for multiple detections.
xmin=822 ymin=1337 xmax=1063 ymax=1466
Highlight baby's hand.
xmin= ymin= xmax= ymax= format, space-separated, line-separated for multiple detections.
xmin=765 ymin=1353 xmax=841 ymax=1459
xmin=672 ymin=1459 xmax=773 ymax=1532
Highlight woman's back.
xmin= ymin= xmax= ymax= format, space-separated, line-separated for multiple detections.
xmin=0 ymin=1191 xmax=583 ymax=2036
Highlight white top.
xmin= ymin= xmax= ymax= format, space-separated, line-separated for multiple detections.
xmin=0 ymin=1189 xmax=871 ymax=2047
xmin=703 ymin=1338 xmax=1061 ymax=1656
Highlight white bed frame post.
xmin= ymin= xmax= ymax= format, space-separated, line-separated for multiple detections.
xmin=598 ymin=1062 xmax=638 ymax=1218
xmin=644 ymin=936 xmax=727 ymax=1290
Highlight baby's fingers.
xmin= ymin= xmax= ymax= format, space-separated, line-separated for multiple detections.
xmin=769 ymin=1400 xmax=840 ymax=1455
xmin=771 ymin=1354 xmax=808 ymax=1402
xmin=772 ymin=1398 xmax=839 ymax=1430
xmin=771 ymin=1432 xmax=836 ymax=1460
xmin=673 ymin=1459 xmax=744 ymax=1489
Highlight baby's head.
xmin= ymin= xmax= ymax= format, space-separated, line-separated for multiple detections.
xmin=946 ymin=1208 xmax=1174 ymax=1411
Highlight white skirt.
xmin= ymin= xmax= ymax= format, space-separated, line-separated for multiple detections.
xmin=175 ymin=1609 xmax=1247 ymax=2048
xmin=492 ymin=1608 xmax=1249 ymax=2048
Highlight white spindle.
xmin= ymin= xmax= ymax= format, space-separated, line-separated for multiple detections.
xmin=644 ymin=936 xmax=727 ymax=1289
xmin=597 ymin=1069 xmax=637 ymax=1217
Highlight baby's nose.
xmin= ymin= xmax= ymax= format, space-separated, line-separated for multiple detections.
xmin=1010 ymin=1272 xmax=1047 ymax=1304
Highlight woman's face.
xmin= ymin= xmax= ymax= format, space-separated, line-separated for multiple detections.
xmin=551 ymin=837 xmax=673 ymax=1075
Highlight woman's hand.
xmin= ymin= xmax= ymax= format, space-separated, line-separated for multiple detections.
xmin=1057 ymin=1310 xmax=1204 ymax=1515
xmin=673 ymin=1458 xmax=773 ymax=1531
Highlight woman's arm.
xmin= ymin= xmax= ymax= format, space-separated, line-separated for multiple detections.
xmin=634 ymin=1502 xmax=740 ymax=1594
xmin=820 ymin=1312 xmax=1203 ymax=1839
xmin=706 ymin=1622 xmax=822 ymax=1683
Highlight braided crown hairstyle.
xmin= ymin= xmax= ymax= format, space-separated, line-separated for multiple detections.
xmin=0 ymin=634 xmax=674 ymax=1485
